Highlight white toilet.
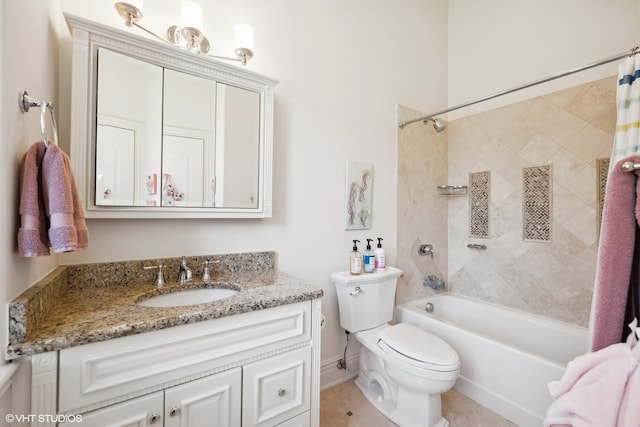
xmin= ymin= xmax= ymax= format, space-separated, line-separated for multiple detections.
xmin=331 ymin=267 xmax=460 ymax=427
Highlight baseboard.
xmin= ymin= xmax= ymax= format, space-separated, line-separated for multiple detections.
xmin=319 ymin=352 xmax=359 ymax=391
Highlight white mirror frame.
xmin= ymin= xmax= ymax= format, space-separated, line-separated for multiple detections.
xmin=65 ymin=13 xmax=278 ymax=219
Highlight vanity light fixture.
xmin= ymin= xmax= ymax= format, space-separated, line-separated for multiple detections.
xmin=114 ymin=1 xmax=255 ymax=65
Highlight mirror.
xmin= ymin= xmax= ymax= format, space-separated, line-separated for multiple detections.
xmin=96 ymin=49 xmax=163 ymax=206
xmin=96 ymin=49 xmax=261 ymax=209
xmin=66 ymin=13 xmax=277 ymax=218
xmin=214 ymin=83 xmax=260 ymax=208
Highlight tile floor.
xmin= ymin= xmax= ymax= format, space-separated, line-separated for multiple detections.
xmin=320 ymin=379 xmax=517 ymax=427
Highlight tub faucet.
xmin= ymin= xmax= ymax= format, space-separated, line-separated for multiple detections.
xmin=178 ymin=256 xmax=193 ymax=284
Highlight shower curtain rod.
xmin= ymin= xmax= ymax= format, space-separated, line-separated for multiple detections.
xmin=398 ymin=45 xmax=640 ymax=129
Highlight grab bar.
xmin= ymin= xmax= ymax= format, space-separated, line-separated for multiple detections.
xmin=621 ymin=161 xmax=640 ymax=172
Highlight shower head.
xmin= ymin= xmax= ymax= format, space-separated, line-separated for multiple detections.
xmin=423 ymin=117 xmax=447 ymax=132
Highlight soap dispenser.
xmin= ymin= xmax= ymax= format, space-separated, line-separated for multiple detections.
xmin=364 ymin=238 xmax=375 ymax=273
xmin=374 ymin=237 xmax=386 ymax=270
xmin=350 ymin=240 xmax=363 ymax=275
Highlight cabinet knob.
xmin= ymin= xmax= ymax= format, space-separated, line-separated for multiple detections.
xmin=169 ymin=406 xmax=181 ymax=417
xmin=149 ymin=413 xmax=162 ymax=424
xmin=277 ymin=388 xmax=286 ymax=397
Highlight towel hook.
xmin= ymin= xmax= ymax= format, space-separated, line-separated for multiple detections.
xmin=19 ymin=90 xmax=58 ymax=147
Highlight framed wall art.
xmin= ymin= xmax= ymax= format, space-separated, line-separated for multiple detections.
xmin=345 ymin=161 xmax=373 ymax=230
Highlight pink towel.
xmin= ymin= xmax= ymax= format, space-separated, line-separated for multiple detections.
xmin=17 ymin=141 xmax=88 ymax=256
xmin=17 ymin=142 xmax=50 ymax=256
xmin=617 ymin=353 xmax=640 ymax=427
xmin=590 ymin=155 xmax=640 ymax=351
xmin=41 ymin=143 xmax=89 ymax=253
xmin=545 ymin=327 xmax=640 ymax=427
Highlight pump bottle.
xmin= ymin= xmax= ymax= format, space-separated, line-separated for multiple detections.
xmin=363 ymin=239 xmax=375 ymax=273
xmin=374 ymin=237 xmax=386 ymax=270
xmin=350 ymin=240 xmax=363 ymax=275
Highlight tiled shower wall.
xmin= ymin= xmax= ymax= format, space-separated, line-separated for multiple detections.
xmin=396 ymin=106 xmax=448 ymax=304
xmin=397 ymin=76 xmax=616 ymax=327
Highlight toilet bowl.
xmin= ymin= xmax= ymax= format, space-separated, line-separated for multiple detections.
xmin=331 ymin=268 xmax=460 ymax=427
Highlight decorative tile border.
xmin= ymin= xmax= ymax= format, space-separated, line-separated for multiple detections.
xmin=596 ymin=157 xmax=610 ymax=240
xmin=469 ymin=171 xmax=491 ymax=238
xmin=522 ymin=165 xmax=552 ymax=242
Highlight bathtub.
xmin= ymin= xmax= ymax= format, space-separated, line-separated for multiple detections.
xmin=396 ymin=294 xmax=588 ymax=427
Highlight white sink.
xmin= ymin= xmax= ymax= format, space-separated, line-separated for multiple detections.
xmin=137 ymin=288 xmax=239 ymax=307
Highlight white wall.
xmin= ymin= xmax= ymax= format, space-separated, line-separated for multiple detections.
xmin=54 ymin=0 xmax=450 ymax=385
xmin=448 ymin=0 xmax=640 ymax=119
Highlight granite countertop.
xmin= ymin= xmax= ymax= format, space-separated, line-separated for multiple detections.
xmin=6 ymin=252 xmax=323 ymax=360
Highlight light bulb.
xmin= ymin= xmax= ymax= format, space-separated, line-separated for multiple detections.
xmin=181 ymin=1 xmax=203 ymax=30
xmin=235 ymin=24 xmax=254 ymax=51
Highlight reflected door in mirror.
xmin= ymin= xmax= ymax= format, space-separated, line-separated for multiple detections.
xmin=162 ymin=69 xmax=215 ymax=207
xmin=95 ymin=125 xmax=135 ymax=205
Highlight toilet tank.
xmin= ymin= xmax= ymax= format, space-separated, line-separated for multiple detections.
xmin=331 ymin=267 xmax=402 ymax=332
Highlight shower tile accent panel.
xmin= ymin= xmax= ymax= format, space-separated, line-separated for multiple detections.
xmin=522 ymin=165 xmax=552 ymax=242
xmin=596 ymin=157 xmax=609 ymax=240
xmin=469 ymin=171 xmax=491 ymax=238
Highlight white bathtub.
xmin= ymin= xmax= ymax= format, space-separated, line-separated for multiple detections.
xmin=396 ymin=294 xmax=588 ymax=427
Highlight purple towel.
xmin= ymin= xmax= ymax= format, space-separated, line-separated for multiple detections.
xmin=591 ymin=155 xmax=640 ymax=351
xmin=17 ymin=141 xmax=89 ymax=256
xmin=41 ymin=144 xmax=89 ymax=253
xmin=17 ymin=142 xmax=49 ymax=256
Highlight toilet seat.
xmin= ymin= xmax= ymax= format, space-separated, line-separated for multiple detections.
xmin=377 ymin=323 xmax=460 ymax=372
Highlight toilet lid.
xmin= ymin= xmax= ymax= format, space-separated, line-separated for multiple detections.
xmin=378 ymin=323 xmax=459 ymax=368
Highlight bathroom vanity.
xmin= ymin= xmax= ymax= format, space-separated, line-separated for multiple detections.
xmin=7 ymin=252 xmax=323 ymax=427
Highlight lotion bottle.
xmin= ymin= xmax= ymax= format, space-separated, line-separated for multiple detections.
xmin=374 ymin=237 xmax=386 ymax=270
xmin=350 ymin=240 xmax=363 ymax=275
xmin=363 ymin=238 xmax=375 ymax=273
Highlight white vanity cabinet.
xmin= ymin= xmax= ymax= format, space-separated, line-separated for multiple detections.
xmin=31 ymin=300 xmax=321 ymax=427
xmin=59 ymin=368 xmax=241 ymax=427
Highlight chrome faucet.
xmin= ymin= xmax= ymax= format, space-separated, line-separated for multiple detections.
xmin=201 ymin=259 xmax=212 ymax=282
xmin=144 ymin=265 xmax=166 ymax=288
xmin=178 ymin=256 xmax=193 ymax=284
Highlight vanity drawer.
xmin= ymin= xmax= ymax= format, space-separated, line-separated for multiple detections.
xmin=58 ymin=391 xmax=164 ymax=427
xmin=275 ymin=411 xmax=310 ymax=427
xmin=58 ymin=301 xmax=310 ymax=413
xmin=242 ymin=346 xmax=311 ymax=427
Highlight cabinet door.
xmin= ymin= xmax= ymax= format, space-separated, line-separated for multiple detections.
xmin=59 ymin=391 xmax=163 ymax=427
xmin=165 ymin=367 xmax=241 ymax=427
xmin=243 ymin=346 xmax=311 ymax=427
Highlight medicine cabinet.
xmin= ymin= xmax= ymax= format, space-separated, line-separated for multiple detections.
xmin=65 ymin=13 xmax=278 ymax=218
